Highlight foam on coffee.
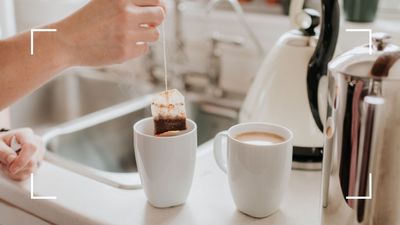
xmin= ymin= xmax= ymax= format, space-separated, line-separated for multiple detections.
xmin=235 ymin=132 xmax=285 ymax=146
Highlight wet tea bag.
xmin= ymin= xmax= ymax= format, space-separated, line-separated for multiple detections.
xmin=151 ymin=89 xmax=187 ymax=135
xmin=151 ymin=23 xmax=187 ymax=135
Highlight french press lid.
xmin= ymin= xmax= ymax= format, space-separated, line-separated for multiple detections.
xmin=329 ymin=33 xmax=400 ymax=79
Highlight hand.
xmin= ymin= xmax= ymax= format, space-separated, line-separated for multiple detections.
xmin=55 ymin=0 xmax=166 ymax=66
xmin=0 ymin=128 xmax=45 ymax=181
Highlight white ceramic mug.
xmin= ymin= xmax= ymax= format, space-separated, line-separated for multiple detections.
xmin=213 ymin=122 xmax=293 ymax=218
xmin=134 ymin=117 xmax=197 ymax=208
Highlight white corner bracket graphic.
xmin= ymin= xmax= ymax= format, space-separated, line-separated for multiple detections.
xmin=345 ymin=29 xmax=373 ymax=55
xmin=30 ymin=173 xmax=57 ymax=200
xmin=346 ymin=173 xmax=372 ymax=200
xmin=30 ymin=29 xmax=58 ymax=56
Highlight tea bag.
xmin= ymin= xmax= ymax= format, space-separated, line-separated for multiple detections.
xmin=151 ymin=89 xmax=187 ymax=135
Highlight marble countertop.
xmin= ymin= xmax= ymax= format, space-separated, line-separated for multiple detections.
xmin=0 ymin=141 xmax=322 ymax=225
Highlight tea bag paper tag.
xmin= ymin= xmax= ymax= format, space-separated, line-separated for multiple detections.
xmin=151 ymin=89 xmax=186 ymax=119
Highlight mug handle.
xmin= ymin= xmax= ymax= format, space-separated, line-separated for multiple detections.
xmin=213 ymin=131 xmax=229 ymax=173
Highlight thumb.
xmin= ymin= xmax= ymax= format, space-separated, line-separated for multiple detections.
xmin=0 ymin=142 xmax=17 ymax=165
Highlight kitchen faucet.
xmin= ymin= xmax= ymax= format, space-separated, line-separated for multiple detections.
xmin=206 ymin=0 xmax=265 ymax=56
xmin=208 ymin=32 xmax=244 ymax=96
xmin=145 ymin=0 xmax=255 ymax=97
xmin=145 ymin=0 xmax=188 ymax=88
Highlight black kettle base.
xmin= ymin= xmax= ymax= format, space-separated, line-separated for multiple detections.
xmin=292 ymin=146 xmax=323 ymax=170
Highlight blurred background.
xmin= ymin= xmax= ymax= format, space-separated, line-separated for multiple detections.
xmin=1 ymin=0 xmax=399 ymax=95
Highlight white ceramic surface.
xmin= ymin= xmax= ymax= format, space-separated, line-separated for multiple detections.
xmin=134 ymin=117 xmax=197 ymax=208
xmin=214 ymin=122 xmax=293 ymax=218
xmin=239 ymin=32 xmax=325 ymax=148
xmin=0 ymin=141 xmax=322 ymax=225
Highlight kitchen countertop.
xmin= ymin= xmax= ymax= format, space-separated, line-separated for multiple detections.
xmin=0 ymin=141 xmax=322 ymax=225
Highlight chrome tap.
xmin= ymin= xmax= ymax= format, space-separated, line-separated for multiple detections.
xmin=206 ymin=0 xmax=265 ymax=56
xmin=207 ymin=32 xmax=244 ymax=96
xmin=145 ymin=0 xmax=251 ymax=97
xmin=145 ymin=0 xmax=188 ymax=87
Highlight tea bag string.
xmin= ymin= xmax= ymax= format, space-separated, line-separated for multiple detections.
xmin=162 ymin=23 xmax=168 ymax=91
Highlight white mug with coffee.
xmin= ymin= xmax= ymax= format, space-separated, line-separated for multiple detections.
xmin=134 ymin=117 xmax=197 ymax=208
xmin=213 ymin=122 xmax=293 ymax=218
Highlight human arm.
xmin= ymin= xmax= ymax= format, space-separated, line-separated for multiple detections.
xmin=0 ymin=0 xmax=165 ymax=109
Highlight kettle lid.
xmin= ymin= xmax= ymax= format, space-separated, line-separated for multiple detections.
xmin=329 ymin=33 xmax=400 ymax=79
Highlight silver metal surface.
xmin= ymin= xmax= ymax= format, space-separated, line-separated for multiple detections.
xmin=42 ymin=93 xmax=240 ymax=189
xmin=321 ymin=70 xmax=400 ymax=224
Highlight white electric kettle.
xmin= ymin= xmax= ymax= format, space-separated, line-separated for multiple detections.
xmin=239 ymin=0 xmax=339 ymax=169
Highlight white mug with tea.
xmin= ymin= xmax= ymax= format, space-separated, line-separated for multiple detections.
xmin=134 ymin=117 xmax=197 ymax=208
xmin=213 ymin=122 xmax=293 ymax=218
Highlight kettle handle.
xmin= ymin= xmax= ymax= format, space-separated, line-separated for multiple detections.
xmin=307 ymin=0 xmax=340 ymax=132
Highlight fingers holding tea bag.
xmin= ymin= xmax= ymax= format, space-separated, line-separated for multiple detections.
xmin=151 ymin=89 xmax=187 ymax=135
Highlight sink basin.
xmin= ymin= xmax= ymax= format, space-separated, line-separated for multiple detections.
xmin=43 ymin=93 xmax=241 ymax=189
xmin=10 ymin=70 xmax=150 ymax=133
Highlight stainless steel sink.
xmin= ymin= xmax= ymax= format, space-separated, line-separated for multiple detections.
xmin=10 ymin=69 xmax=150 ymax=133
xmin=43 ymin=93 xmax=241 ymax=189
